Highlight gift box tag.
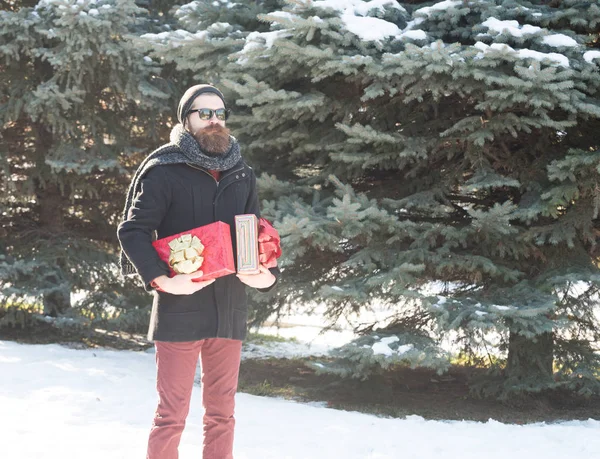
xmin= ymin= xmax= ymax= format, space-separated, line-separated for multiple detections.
xmin=235 ymin=214 xmax=260 ymax=274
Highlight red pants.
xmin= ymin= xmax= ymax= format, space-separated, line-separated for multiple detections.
xmin=147 ymin=338 xmax=243 ymax=459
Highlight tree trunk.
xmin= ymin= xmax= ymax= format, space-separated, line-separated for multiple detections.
xmin=33 ymin=124 xmax=72 ymax=316
xmin=42 ymin=285 xmax=71 ymax=317
xmin=506 ymin=330 xmax=554 ymax=388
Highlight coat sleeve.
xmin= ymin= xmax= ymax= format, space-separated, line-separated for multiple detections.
xmin=117 ymin=166 xmax=172 ymax=292
xmin=245 ymin=167 xmax=280 ymax=293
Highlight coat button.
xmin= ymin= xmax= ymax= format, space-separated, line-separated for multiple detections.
xmin=242 ymin=173 xmax=246 ymax=177
xmin=236 ymin=175 xmax=239 ymax=179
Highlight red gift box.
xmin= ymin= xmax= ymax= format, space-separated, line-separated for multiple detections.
xmin=258 ymin=217 xmax=281 ymax=268
xmin=151 ymin=221 xmax=235 ymax=284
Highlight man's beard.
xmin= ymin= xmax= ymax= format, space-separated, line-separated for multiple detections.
xmin=193 ymin=125 xmax=232 ymax=156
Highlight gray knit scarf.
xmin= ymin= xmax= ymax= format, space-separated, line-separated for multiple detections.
xmin=118 ymin=123 xmax=242 ymax=277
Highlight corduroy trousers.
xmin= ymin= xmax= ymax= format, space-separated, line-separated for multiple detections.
xmin=146 ymin=338 xmax=243 ymax=459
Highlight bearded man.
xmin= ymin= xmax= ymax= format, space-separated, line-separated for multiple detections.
xmin=117 ymin=84 xmax=279 ymax=459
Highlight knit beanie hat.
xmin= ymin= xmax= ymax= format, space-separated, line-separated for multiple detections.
xmin=177 ymin=84 xmax=227 ymax=124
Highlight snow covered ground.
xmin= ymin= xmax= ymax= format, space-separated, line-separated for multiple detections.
xmin=245 ymin=319 xmax=355 ymax=359
xmin=2 ymin=340 xmax=599 ymax=459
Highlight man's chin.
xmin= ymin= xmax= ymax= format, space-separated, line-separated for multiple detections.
xmin=194 ymin=132 xmax=231 ymax=156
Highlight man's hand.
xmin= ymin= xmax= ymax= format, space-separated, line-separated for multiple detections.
xmin=152 ymin=272 xmax=215 ymax=295
xmin=236 ymin=264 xmax=276 ymax=289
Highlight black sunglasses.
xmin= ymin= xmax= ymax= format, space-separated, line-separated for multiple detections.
xmin=187 ymin=108 xmax=230 ymax=121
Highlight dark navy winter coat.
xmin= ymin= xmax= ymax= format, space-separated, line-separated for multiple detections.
xmin=117 ymin=158 xmax=279 ymax=342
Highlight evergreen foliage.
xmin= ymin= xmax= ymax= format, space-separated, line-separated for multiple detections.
xmin=3 ymin=0 xmax=600 ymax=398
xmin=217 ymin=0 xmax=600 ymax=397
xmin=0 ymin=0 xmax=169 ymax=329
xmin=137 ymin=0 xmax=283 ymax=104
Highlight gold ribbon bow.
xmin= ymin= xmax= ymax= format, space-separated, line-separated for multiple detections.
xmin=168 ymin=234 xmax=205 ymax=274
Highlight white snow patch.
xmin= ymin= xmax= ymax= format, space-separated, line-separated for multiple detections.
xmin=372 ymin=341 xmax=394 ymax=356
xmin=397 ymin=344 xmax=414 ymax=355
xmin=354 ymin=0 xmax=406 ymax=15
xmin=267 ymin=11 xmax=296 ymax=20
xmin=140 ymin=30 xmax=208 ymax=46
xmin=474 ymin=41 xmax=489 ymax=51
xmin=474 ymin=41 xmax=570 ymax=67
xmin=241 ymin=30 xmax=290 ymax=53
xmin=518 ymin=48 xmax=569 ymax=67
xmin=584 ymin=50 xmax=600 ymax=63
xmin=5 ymin=341 xmax=599 ymax=459
xmin=331 ymin=286 xmax=344 ymax=291
xmin=242 ymin=341 xmax=330 ymax=359
xmin=210 ymin=0 xmax=236 ymax=6
xmin=310 ymin=0 xmax=406 ymax=42
xmin=404 ymin=17 xmax=425 ymax=30
xmin=481 ymin=17 xmax=542 ymax=37
xmin=256 ymin=322 xmax=354 ymax=351
xmin=343 ymin=15 xmax=401 ymax=42
xmin=542 ymin=34 xmax=577 ymax=48
xmin=493 ymin=305 xmax=514 ymax=311
xmin=312 ymin=0 xmax=406 ymax=15
xmin=415 ymin=0 xmax=462 ymax=17
xmin=398 ymin=29 xmax=427 ymax=40
xmin=380 ymin=336 xmax=400 ymax=345
xmin=475 ymin=311 xmax=488 ymax=317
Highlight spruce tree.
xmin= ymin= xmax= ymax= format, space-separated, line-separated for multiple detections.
xmin=137 ymin=0 xmax=283 ymax=105
xmin=0 ymin=0 xmax=169 ymax=329
xmin=223 ymin=0 xmax=450 ymax=374
xmin=220 ymin=0 xmax=600 ymax=396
